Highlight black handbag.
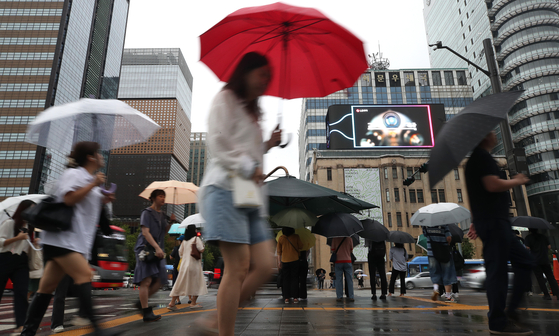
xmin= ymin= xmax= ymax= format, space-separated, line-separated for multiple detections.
xmin=22 ymin=196 xmax=73 ymax=232
xmin=329 ymin=237 xmax=347 ymax=263
xmin=425 ymin=229 xmax=451 ymax=263
xmin=142 ymin=244 xmax=159 ymax=263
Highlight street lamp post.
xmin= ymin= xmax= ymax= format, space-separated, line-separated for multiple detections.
xmin=429 ymin=39 xmax=529 ymax=216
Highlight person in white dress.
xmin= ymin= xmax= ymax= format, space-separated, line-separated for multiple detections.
xmin=168 ymin=225 xmax=207 ymax=309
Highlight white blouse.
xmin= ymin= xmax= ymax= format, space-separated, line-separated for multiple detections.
xmin=0 ymin=219 xmax=30 ymax=255
xmin=41 ymin=167 xmax=102 ymax=259
xmin=200 ymin=89 xmax=265 ymax=191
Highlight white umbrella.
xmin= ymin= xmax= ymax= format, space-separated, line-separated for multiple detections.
xmin=410 ymin=203 xmax=470 ymax=227
xmin=179 ymin=213 xmax=205 ymax=229
xmin=25 ymin=98 xmax=161 ymax=153
xmin=139 ymin=181 xmax=198 ymax=205
xmin=0 ymin=194 xmax=48 ymax=224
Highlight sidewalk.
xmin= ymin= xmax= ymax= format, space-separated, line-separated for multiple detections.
xmin=51 ymin=288 xmax=559 ymax=335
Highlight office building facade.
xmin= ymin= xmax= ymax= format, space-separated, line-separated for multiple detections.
xmin=299 ymin=68 xmax=473 ymax=181
xmin=0 ymin=0 xmax=129 ymax=199
xmin=108 ymin=48 xmax=193 ymax=221
xmin=185 ymin=132 xmax=209 ymax=218
xmin=424 ymin=0 xmax=559 ymax=230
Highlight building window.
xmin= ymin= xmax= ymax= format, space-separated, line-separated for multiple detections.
xmin=469 ymin=25 xmax=471 ymax=32
xmin=458 ymin=8 xmax=461 ymax=14
xmin=431 ymin=189 xmax=438 ymax=203
xmin=403 ymin=188 xmax=407 ymax=202
xmin=457 ymin=189 xmax=464 ymax=203
xmin=407 ymin=167 xmax=413 ymax=178
xmin=387 ymin=213 xmax=392 ymax=228
xmin=465 ymin=46 xmax=468 ymax=53
xmin=444 ymin=71 xmax=455 ymax=86
xmin=386 ymin=188 xmax=390 ymax=202
xmin=394 ymin=188 xmax=400 ymax=202
xmin=463 ymin=33 xmax=465 ymax=40
xmin=327 ymin=167 xmax=332 ymax=181
xmin=384 ymin=167 xmax=388 ymax=179
xmin=392 ymin=167 xmax=398 ymax=179
xmin=438 ymin=189 xmax=446 ymax=202
xmin=454 ymin=168 xmax=460 ymax=180
xmin=409 ymin=189 xmax=417 ymax=203
xmin=417 ymin=190 xmax=424 ymax=203
xmin=396 ymin=212 xmax=402 ymax=227
xmin=418 ymin=71 xmax=429 ymax=86
xmin=432 ymin=71 xmax=442 ymax=86
xmin=404 ymin=71 xmax=415 ymax=86
xmin=406 ymin=212 xmax=410 ymax=227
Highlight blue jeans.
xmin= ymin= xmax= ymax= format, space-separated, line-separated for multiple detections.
xmin=428 ymin=256 xmax=457 ymax=286
xmin=335 ymin=263 xmax=354 ymax=299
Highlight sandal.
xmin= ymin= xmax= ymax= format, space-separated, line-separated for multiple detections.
xmin=284 ymin=299 xmax=290 ymax=303
xmin=293 ymin=298 xmax=299 ymax=303
xmin=190 ymin=304 xmax=203 ymax=309
xmin=167 ymin=304 xmax=177 ymax=310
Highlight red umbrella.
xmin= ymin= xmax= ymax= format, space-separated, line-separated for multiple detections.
xmin=200 ymin=2 xmax=368 ymax=99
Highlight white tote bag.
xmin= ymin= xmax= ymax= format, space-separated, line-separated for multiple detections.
xmin=231 ymin=175 xmax=263 ymax=208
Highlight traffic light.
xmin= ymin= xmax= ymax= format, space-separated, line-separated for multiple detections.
xmin=418 ymin=162 xmax=429 ymax=173
xmin=403 ymin=176 xmax=415 ymax=186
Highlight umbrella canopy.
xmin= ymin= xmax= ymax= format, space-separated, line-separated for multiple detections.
xmin=357 ymin=219 xmax=389 ymax=241
xmin=511 ymin=216 xmax=555 ymax=230
xmin=410 ymin=203 xmax=470 ymax=227
xmin=270 ymin=208 xmax=318 ymax=229
xmin=276 ymin=228 xmax=316 ymax=250
xmin=25 ymin=98 xmax=161 ymax=153
xmin=0 ymin=194 xmax=48 ymax=224
xmin=387 ymin=231 xmax=415 ymax=244
xmin=354 ymin=269 xmax=363 ymax=273
xmin=447 ymin=223 xmax=465 ymax=243
xmin=168 ymin=223 xmax=185 ymax=235
xmin=139 ymin=181 xmax=198 ymax=205
xmin=200 ymin=2 xmax=367 ymax=99
xmin=327 ymin=234 xmax=360 ymax=247
xmin=417 ymin=234 xmax=428 ymax=252
xmin=178 ymin=213 xmax=205 ymax=229
xmin=428 ymin=91 xmax=524 ymax=188
xmin=312 ymin=213 xmax=363 ymax=238
xmin=266 ymin=175 xmax=377 ymax=216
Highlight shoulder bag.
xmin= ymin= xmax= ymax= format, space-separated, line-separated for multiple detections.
xmin=329 ymin=237 xmax=347 ymax=263
xmin=285 ymin=237 xmax=305 ymax=261
xmin=452 ymin=246 xmax=465 ymax=270
xmin=231 ymin=173 xmax=263 ymax=208
xmin=22 ymin=196 xmax=73 ymax=232
xmin=425 ymin=229 xmax=451 ymax=263
xmin=27 ymin=239 xmax=42 ymax=271
xmin=191 ymin=237 xmax=201 ymax=260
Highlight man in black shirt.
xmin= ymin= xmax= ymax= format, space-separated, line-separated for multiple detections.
xmin=525 ymin=228 xmax=559 ymax=300
xmin=366 ymin=239 xmax=387 ymax=300
xmin=466 ymin=131 xmax=534 ymax=335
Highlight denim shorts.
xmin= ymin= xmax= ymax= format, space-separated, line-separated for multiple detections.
xmin=428 ymin=256 xmax=457 ymax=286
xmin=200 ymin=185 xmax=271 ymax=245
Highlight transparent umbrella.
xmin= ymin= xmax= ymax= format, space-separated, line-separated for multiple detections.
xmin=25 ymin=98 xmax=160 ymax=153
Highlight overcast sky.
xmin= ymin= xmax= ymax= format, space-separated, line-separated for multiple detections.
xmin=123 ymin=0 xmax=432 ymax=178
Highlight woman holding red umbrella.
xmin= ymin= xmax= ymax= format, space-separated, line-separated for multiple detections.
xmin=199 ymin=52 xmax=282 ymax=335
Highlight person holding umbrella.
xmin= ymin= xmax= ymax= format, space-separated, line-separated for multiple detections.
xmin=331 ymin=236 xmax=355 ymax=302
xmin=388 ymin=243 xmax=408 ymax=297
xmin=525 ymin=228 xmax=559 ymax=300
xmin=422 ymin=225 xmax=457 ymax=302
xmin=277 ymin=227 xmax=303 ymax=303
xmin=316 ymin=268 xmax=326 ymax=290
xmin=198 ymin=52 xmax=282 ymax=335
xmin=466 ymin=131 xmax=534 ymax=335
xmin=366 ymin=239 xmax=388 ymax=300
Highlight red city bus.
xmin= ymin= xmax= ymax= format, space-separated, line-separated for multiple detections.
xmin=90 ymin=225 xmax=128 ymax=289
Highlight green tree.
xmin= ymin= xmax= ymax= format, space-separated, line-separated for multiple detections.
xmin=112 ymin=220 xmax=138 ymax=271
xmin=202 ymin=243 xmax=221 ymax=271
xmin=461 ymin=238 xmax=475 ymax=259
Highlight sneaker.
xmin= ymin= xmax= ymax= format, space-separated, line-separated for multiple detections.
xmin=348 ymin=298 xmax=355 ymax=302
xmin=52 ymin=326 xmax=64 ymax=333
xmin=453 ymin=293 xmax=459 ymax=299
xmin=371 ymin=295 xmax=377 ymax=300
xmin=69 ymin=316 xmax=90 ymax=326
xmin=445 ymin=294 xmax=456 ymax=303
xmin=379 ymin=295 xmax=387 ymax=300
xmin=527 ymin=292 xmax=533 ymax=296
xmin=431 ymin=291 xmax=440 ymax=301
xmin=336 ymin=298 xmax=342 ymax=302
xmin=489 ymin=323 xmax=533 ymax=335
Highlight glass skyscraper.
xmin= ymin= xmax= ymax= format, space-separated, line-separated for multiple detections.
xmin=108 ymin=48 xmax=193 ymax=222
xmin=0 ymin=0 xmax=129 ymax=199
xmin=299 ymin=68 xmax=473 ymax=181
xmin=424 ymin=0 xmax=559 ymax=228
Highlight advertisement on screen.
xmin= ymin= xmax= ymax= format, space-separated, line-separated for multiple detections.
xmin=326 ymin=104 xmax=445 ymax=150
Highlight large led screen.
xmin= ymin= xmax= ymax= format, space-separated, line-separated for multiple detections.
xmin=326 ymin=104 xmax=445 ymax=150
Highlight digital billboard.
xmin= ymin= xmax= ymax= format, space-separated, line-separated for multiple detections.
xmin=326 ymin=104 xmax=445 ymax=150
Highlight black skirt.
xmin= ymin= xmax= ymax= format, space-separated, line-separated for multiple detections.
xmin=42 ymin=244 xmax=74 ymax=263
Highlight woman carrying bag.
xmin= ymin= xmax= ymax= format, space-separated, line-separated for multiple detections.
xmin=168 ymin=224 xmax=207 ymax=309
xmin=0 ymin=200 xmax=36 ymax=334
xmin=20 ymin=141 xmax=116 ymax=336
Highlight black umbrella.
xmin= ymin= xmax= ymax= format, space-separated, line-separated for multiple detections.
xmin=311 ymin=213 xmax=363 ymax=238
xmin=266 ymin=175 xmax=378 ymax=216
xmin=511 ymin=216 xmax=555 ymax=230
xmin=357 ymin=219 xmax=389 ymax=241
xmin=327 ymin=235 xmax=360 ymax=247
xmin=448 ymin=223 xmax=465 ymax=243
xmin=429 ymin=91 xmax=524 ymax=188
xmin=387 ymin=231 xmax=415 ymax=244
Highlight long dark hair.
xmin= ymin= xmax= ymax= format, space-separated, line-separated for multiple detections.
xmin=67 ymin=141 xmax=100 ymax=168
xmin=12 ymin=200 xmax=36 ymax=238
xmin=282 ymin=227 xmax=295 ymax=237
xmin=394 ymin=243 xmax=404 ymax=249
xmin=224 ymin=51 xmax=269 ymax=117
xmin=184 ymin=224 xmax=197 ymax=241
